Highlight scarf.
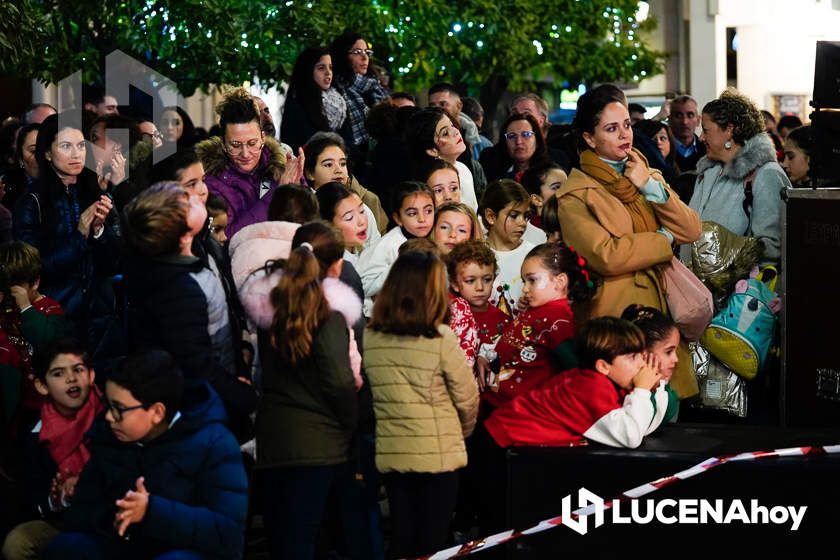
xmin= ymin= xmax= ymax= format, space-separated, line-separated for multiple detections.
xmin=579 ymin=149 xmax=659 ymax=234
xmin=39 ymin=384 xmax=104 ymax=476
xmin=322 ymin=88 xmax=347 ymax=131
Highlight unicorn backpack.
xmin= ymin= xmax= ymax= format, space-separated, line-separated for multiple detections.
xmin=700 ymin=267 xmax=779 ymax=380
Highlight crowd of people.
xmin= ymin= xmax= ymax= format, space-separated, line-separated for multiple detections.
xmin=0 ymin=28 xmax=801 ymax=560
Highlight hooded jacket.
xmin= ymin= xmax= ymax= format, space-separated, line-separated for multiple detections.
xmin=196 ymin=136 xmax=290 ymax=238
xmin=686 ymin=133 xmax=787 ymax=265
xmin=63 ymin=381 xmax=248 ymax=560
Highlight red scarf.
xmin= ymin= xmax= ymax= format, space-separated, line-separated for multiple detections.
xmin=39 ymin=384 xmax=104 ymax=476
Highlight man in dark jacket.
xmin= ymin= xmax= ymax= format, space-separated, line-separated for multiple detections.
xmin=44 ymin=351 xmax=248 ymax=560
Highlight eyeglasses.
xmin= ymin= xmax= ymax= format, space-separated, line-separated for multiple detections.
xmin=224 ymin=138 xmax=264 ymax=155
xmin=348 ymin=48 xmax=374 ymax=57
xmin=106 ymin=400 xmax=147 ymax=422
xmin=435 ymin=124 xmax=460 ymax=140
xmin=142 ymin=131 xmax=163 ymax=141
xmin=504 ymin=131 xmax=536 ymax=142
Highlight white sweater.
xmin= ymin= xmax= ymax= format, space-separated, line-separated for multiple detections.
xmin=490 ymin=240 xmax=536 ymax=316
xmin=455 ymin=160 xmax=479 ymax=212
xmin=357 ymin=226 xmax=408 ymax=299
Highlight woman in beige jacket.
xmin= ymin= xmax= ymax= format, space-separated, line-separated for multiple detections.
xmin=364 ymin=249 xmax=479 ymax=559
xmin=557 ymin=84 xmax=701 ymax=398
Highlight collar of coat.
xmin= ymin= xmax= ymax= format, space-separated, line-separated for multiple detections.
xmin=695 ymin=132 xmax=776 ymax=180
xmin=195 ymin=135 xmax=288 ymax=181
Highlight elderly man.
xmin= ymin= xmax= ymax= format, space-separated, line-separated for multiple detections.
xmin=669 ymin=95 xmax=706 ymax=171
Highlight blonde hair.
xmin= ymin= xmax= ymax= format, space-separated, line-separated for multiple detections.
xmin=122 ymin=182 xmax=189 ymax=257
xmin=433 ymin=202 xmax=484 ymax=242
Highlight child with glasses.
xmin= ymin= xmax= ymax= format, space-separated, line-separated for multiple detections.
xmin=43 ymin=350 xmax=248 ymax=560
xmin=2 ymin=338 xmax=102 ymax=560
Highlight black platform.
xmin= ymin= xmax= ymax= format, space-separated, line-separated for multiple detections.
xmin=495 ymin=423 xmax=840 ymax=558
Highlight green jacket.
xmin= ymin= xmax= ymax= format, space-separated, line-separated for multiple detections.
xmin=255 ymin=311 xmax=358 ymax=467
xmin=364 ymin=325 xmax=479 ymax=474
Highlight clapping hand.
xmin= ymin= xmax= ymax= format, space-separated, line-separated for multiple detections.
xmin=280 ymin=147 xmax=306 ymax=185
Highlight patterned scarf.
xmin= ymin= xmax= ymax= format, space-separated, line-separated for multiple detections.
xmin=322 ymin=88 xmax=347 ymax=131
xmin=579 ymin=149 xmax=660 ymax=233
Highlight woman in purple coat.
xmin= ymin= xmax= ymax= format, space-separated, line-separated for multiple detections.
xmin=196 ymin=88 xmax=304 ymax=238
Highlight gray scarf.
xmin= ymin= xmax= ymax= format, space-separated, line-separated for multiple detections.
xmin=322 ymin=88 xmax=347 ymax=131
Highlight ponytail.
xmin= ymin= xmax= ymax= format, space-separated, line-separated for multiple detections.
xmin=269 ymin=222 xmax=344 ymax=364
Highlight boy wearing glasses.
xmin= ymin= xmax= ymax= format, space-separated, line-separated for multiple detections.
xmin=44 ymin=350 xmax=248 ymax=560
xmin=2 ymin=337 xmax=102 ymax=560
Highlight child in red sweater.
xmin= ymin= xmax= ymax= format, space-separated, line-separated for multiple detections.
xmin=484 ymin=316 xmax=669 ymax=449
xmin=0 ymin=241 xmax=68 ymax=428
xmin=445 ymin=241 xmax=509 ymax=382
xmin=479 ymin=242 xmax=597 ymax=407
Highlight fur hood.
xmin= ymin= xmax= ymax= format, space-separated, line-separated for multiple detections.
xmin=696 ymin=133 xmax=776 ymax=180
xmin=196 ymin=135 xmax=288 ymax=181
xmin=239 ymin=271 xmax=362 ymax=331
xmin=228 ymin=220 xmax=300 ymax=289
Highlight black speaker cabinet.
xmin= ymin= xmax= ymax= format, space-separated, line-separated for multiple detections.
xmin=781 ymin=188 xmax=840 ymax=426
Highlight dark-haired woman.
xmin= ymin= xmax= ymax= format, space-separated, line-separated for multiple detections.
xmin=159 ymin=106 xmax=197 ymax=149
xmin=13 ymin=113 xmax=118 ymax=341
xmin=404 ymin=107 xmax=478 ymax=210
xmin=196 ymin=88 xmax=304 ymax=238
xmin=556 ymin=84 xmax=701 ymax=397
xmin=480 ymin=113 xmax=553 ymax=183
xmin=328 ymin=30 xmax=389 ymax=161
xmin=281 ymin=47 xmax=351 ymax=153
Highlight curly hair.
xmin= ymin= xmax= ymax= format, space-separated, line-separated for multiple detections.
xmin=702 ymin=88 xmax=765 ymax=146
xmin=445 ymin=239 xmax=497 ymax=281
xmin=215 ymin=87 xmax=260 ymax=134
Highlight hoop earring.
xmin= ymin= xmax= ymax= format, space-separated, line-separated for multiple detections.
xmin=724 ymin=141 xmax=732 ymax=150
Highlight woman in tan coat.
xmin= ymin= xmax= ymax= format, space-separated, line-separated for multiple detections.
xmin=556 ymin=84 xmax=701 ymax=397
xmin=364 ymin=249 xmax=479 ymax=559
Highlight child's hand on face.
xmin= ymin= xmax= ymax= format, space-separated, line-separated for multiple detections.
xmin=9 ymin=285 xmax=31 ymax=310
xmin=632 ymin=353 xmax=662 ymax=391
xmin=115 ymin=476 xmax=150 ymax=537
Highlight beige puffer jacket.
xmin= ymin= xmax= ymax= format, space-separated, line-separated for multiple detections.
xmin=363 ymin=325 xmax=479 ymax=473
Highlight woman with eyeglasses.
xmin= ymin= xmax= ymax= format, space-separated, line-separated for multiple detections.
xmin=196 ymin=88 xmax=304 ymax=238
xmin=328 ymin=30 xmax=389 ymax=166
xmin=404 ymin=107 xmax=479 ymax=211
xmin=556 ymin=84 xmax=701 ymax=398
xmin=281 ymin=47 xmax=351 ymax=154
xmin=480 ymin=113 xmax=553 ymax=183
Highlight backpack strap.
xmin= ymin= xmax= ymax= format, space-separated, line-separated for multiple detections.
xmin=742 ymin=168 xmax=758 ymax=235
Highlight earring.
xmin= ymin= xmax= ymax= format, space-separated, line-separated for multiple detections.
xmin=724 ymin=141 xmax=732 ymax=150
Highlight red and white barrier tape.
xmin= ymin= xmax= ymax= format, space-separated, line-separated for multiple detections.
xmin=420 ymin=443 xmax=840 ymax=559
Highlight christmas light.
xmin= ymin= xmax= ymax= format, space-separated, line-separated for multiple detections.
xmin=476 ymin=40 xmax=484 ymax=47
xmin=453 ymin=23 xmax=462 ymax=32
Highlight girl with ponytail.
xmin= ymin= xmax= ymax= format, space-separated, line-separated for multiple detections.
xmin=256 ymin=221 xmax=366 ymax=559
xmin=479 ymin=241 xmax=600 ymax=408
